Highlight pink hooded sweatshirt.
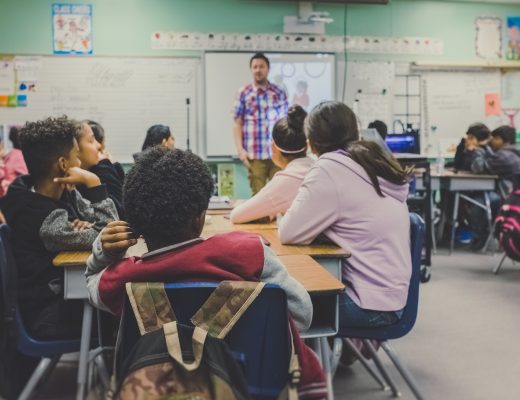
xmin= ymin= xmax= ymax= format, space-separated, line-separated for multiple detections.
xmin=279 ymin=151 xmax=411 ymax=311
xmin=230 ymin=157 xmax=314 ymax=223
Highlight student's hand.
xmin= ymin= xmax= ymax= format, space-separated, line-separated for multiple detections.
xmin=465 ymin=136 xmax=478 ymax=151
xmin=71 ymin=219 xmax=92 ymax=231
xmin=238 ymin=148 xmax=251 ymax=169
xmin=100 ymin=221 xmax=137 ymax=253
xmin=54 ymin=167 xmax=101 ymax=188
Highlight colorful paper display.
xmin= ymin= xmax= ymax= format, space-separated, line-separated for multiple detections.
xmin=52 ymin=3 xmax=93 ymax=54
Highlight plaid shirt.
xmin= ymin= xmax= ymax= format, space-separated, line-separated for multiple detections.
xmin=233 ymin=82 xmax=288 ymax=160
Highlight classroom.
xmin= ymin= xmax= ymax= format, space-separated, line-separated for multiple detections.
xmin=1 ymin=0 xmax=520 ymax=399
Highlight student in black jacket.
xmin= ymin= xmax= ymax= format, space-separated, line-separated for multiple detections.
xmin=76 ymin=121 xmax=125 ymax=218
xmin=85 ymin=120 xmax=126 ymax=180
xmin=453 ymin=123 xmax=491 ymax=171
xmin=1 ymin=116 xmax=117 ymax=339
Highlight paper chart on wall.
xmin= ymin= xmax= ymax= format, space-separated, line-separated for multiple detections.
xmin=52 ymin=3 xmax=93 ymax=54
xmin=502 ymin=71 xmax=520 ymax=108
xmin=0 ymin=60 xmax=15 ymax=95
xmin=151 ymin=31 xmax=443 ymax=55
xmin=475 ymin=17 xmax=502 ymax=59
xmin=355 ymin=93 xmax=393 ymax=130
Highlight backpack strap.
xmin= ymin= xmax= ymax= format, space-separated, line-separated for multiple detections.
xmin=277 ymin=322 xmax=300 ymax=400
xmin=125 ymin=282 xmax=176 ymax=335
xmin=191 ymin=281 xmax=265 ymax=339
xmin=163 ymin=321 xmax=208 ymax=371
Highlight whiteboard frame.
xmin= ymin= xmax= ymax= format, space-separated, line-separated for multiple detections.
xmin=202 ymin=51 xmax=336 ymax=160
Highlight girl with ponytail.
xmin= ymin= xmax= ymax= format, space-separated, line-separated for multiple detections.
xmin=230 ymin=105 xmax=314 ymax=223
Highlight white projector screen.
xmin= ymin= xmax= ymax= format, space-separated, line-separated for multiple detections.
xmin=205 ymin=52 xmax=335 ymax=157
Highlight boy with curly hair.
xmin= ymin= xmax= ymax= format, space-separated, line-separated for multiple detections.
xmin=86 ymin=147 xmax=327 ymax=399
xmin=1 ymin=116 xmax=117 ymax=339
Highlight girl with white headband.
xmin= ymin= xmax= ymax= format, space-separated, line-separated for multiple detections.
xmin=230 ymin=105 xmax=314 ymax=223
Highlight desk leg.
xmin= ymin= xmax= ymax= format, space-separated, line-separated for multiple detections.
xmin=76 ymin=301 xmax=93 ymax=400
xmin=450 ymin=192 xmax=460 ymax=255
xmin=320 ymin=337 xmax=335 ymax=400
xmin=483 ymin=192 xmax=495 ymax=252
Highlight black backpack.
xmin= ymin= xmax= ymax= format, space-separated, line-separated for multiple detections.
xmin=109 ymin=281 xmax=299 ymax=400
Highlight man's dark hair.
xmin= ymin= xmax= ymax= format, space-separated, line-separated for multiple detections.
xmin=142 ymin=124 xmax=172 ymax=151
xmin=467 ymin=123 xmax=490 ymax=142
xmin=19 ymin=116 xmax=78 ymax=181
xmin=124 ymin=147 xmax=214 ymax=244
xmin=368 ymin=120 xmax=388 ymax=140
xmin=249 ymin=53 xmax=270 ymax=69
xmin=491 ymin=125 xmax=516 ymax=145
xmin=8 ymin=126 xmax=21 ymax=149
xmin=84 ymin=120 xmax=105 ymax=144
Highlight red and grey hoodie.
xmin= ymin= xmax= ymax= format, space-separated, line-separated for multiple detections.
xmin=86 ymin=230 xmax=327 ymax=399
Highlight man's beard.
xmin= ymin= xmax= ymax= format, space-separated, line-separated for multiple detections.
xmin=254 ymin=77 xmax=268 ymax=86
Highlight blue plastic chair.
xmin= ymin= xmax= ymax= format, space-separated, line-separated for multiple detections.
xmin=0 ymin=224 xmax=82 ymax=400
xmin=336 ymin=212 xmax=425 ymax=400
xmin=117 ymin=282 xmax=291 ymax=400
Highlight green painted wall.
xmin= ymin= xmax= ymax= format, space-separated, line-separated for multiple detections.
xmin=1 ymin=0 xmax=519 ymax=198
xmin=1 ymin=0 xmax=519 ymax=62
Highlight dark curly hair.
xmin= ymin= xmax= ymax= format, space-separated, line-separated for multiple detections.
xmin=123 ymin=147 xmax=214 ymax=244
xmin=8 ymin=126 xmax=22 ymax=149
xmin=19 ymin=116 xmax=78 ymax=181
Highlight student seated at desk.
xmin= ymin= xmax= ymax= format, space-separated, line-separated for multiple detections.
xmin=75 ymin=121 xmax=125 ymax=219
xmin=86 ymin=119 xmax=126 ymax=180
xmin=0 ymin=116 xmax=117 ymax=339
xmin=471 ymin=125 xmax=520 ymax=194
xmin=468 ymin=125 xmax=520 ymax=249
xmin=132 ymin=124 xmax=175 ymax=162
xmin=453 ymin=123 xmax=491 ymax=171
xmin=0 ymin=127 xmax=28 ymax=197
xmin=279 ymin=101 xmax=412 ymax=330
xmin=85 ymin=147 xmax=327 ymax=399
xmin=230 ymin=105 xmax=314 ymax=223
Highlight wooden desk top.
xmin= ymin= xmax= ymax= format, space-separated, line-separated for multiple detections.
xmin=279 ymin=255 xmax=344 ymax=293
xmin=245 ymin=229 xmax=349 ymax=258
xmin=202 ymin=215 xmax=349 ymax=258
xmin=53 ymin=250 xmax=344 ymax=294
xmin=416 ymin=168 xmax=498 ymax=180
xmin=204 ymin=214 xmax=277 ymax=232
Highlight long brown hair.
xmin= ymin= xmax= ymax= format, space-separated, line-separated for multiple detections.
xmin=306 ymin=101 xmax=411 ymax=196
xmin=348 ymin=141 xmax=411 ymax=197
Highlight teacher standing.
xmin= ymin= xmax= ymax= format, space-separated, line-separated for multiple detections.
xmin=233 ymin=53 xmax=288 ymax=195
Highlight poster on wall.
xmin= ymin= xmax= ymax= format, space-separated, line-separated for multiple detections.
xmin=475 ymin=17 xmax=502 ymax=59
xmin=52 ymin=3 xmax=93 ymax=54
xmin=506 ymin=17 xmax=520 ymax=60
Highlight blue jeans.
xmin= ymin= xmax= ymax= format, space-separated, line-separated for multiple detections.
xmin=339 ymin=291 xmax=403 ymax=330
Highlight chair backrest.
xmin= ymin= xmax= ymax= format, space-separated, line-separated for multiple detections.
xmin=117 ymin=282 xmax=291 ymax=400
xmin=0 ymin=224 xmax=80 ymax=357
xmin=339 ymin=212 xmax=425 ymax=340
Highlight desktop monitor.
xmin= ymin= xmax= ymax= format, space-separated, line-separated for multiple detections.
xmin=385 ymin=131 xmax=420 ymax=154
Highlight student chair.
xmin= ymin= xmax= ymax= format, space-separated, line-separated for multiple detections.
xmin=0 ymin=224 xmax=84 ymax=400
xmin=334 ymin=212 xmax=425 ymax=400
xmin=117 ymin=282 xmax=292 ymax=400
